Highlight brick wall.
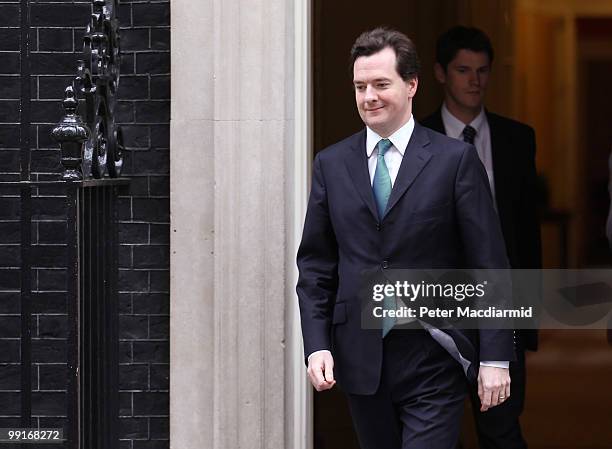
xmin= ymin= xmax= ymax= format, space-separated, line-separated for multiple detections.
xmin=0 ymin=1 xmax=170 ymax=448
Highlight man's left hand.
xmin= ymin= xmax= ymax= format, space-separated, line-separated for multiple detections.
xmin=477 ymin=366 xmax=510 ymax=412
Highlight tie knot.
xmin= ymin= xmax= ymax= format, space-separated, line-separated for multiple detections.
xmin=462 ymin=125 xmax=476 ymax=144
xmin=377 ymin=139 xmax=393 ymax=156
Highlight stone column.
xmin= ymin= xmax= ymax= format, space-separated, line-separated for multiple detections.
xmin=170 ymin=0 xmax=309 ymax=448
xmin=170 ymin=0 xmax=215 ymax=446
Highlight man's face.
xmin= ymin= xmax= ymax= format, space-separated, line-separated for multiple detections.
xmin=353 ymin=47 xmax=417 ymax=137
xmin=435 ymin=49 xmax=490 ymax=112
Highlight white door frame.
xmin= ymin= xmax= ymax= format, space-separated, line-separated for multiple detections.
xmin=289 ymin=1 xmax=314 ymax=448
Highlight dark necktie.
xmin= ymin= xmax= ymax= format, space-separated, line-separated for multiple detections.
xmin=462 ymin=125 xmax=476 ymax=144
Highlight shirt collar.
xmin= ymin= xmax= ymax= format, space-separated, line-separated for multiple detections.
xmin=441 ymin=103 xmax=486 ymax=139
xmin=366 ymin=115 xmax=415 ymax=157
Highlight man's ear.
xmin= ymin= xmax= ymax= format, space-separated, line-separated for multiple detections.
xmin=434 ymin=62 xmax=446 ymax=84
xmin=407 ymin=77 xmax=418 ymax=97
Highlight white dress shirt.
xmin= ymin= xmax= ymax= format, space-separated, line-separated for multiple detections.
xmin=366 ymin=116 xmax=415 ymax=187
xmin=441 ymin=103 xmax=497 ymax=210
xmin=308 ymin=115 xmax=508 ymax=369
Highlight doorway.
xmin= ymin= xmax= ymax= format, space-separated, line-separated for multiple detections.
xmin=310 ymin=1 xmax=612 ymax=448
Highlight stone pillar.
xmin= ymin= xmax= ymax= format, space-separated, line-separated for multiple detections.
xmin=170 ymin=0 xmax=215 ymax=446
xmin=170 ymin=0 xmax=310 ymax=448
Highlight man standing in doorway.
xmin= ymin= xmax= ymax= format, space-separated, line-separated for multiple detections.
xmin=297 ymin=27 xmax=515 ymax=449
xmin=422 ymin=26 xmax=542 ymax=449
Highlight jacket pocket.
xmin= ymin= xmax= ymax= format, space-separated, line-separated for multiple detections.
xmin=410 ymin=202 xmax=450 ymax=223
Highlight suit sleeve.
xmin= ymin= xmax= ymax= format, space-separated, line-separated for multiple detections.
xmin=454 ymin=145 xmax=516 ymax=362
xmin=518 ymin=127 xmax=542 ymax=269
xmin=296 ymin=153 xmax=339 ymax=363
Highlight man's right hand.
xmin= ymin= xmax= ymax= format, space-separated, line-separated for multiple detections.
xmin=307 ymin=351 xmax=336 ymax=391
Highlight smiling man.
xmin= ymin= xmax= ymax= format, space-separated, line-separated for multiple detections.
xmin=297 ymin=27 xmax=515 ymax=449
xmin=422 ymin=26 xmax=541 ymax=449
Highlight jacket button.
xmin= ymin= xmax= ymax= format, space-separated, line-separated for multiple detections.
xmin=376 ymin=223 xmax=381 ymax=231
xmin=382 ymin=261 xmax=389 ymax=269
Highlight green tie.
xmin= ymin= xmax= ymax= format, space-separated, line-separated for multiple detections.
xmin=373 ymin=139 xmax=393 ymax=219
xmin=372 ymin=139 xmax=396 ymax=336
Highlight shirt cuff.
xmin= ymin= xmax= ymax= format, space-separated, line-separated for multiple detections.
xmin=307 ymin=350 xmax=331 ymax=364
xmin=480 ymin=360 xmax=509 ymax=369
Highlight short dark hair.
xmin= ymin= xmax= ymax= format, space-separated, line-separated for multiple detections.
xmin=435 ymin=26 xmax=494 ymax=71
xmin=349 ymin=27 xmax=420 ymax=81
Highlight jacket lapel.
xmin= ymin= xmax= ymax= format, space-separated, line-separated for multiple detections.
xmin=344 ymin=124 xmax=433 ymax=222
xmin=344 ymin=130 xmax=379 ymax=221
xmin=384 ymin=123 xmax=432 ymax=219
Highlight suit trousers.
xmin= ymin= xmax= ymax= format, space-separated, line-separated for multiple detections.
xmin=470 ymin=350 xmax=527 ymax=449
xmin=346 ymin=328 xmax=466 ymax=449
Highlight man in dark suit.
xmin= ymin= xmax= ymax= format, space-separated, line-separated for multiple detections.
xmin=297 ymin=27 xmax=515 ymax=449
xmin=422 ymin=26 xmax=541 ymax=449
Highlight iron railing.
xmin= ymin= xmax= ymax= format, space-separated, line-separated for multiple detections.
xmin=0 ymin=0 xmax=126 ymax=447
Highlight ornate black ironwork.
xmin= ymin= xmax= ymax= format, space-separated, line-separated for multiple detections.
xmin=51 ymin=86 xmax=90 ymax=180
xmin=0 ymin=1 xmax=126 ymax=447
xmin=56 ymin=0 xmax=123 ymax=179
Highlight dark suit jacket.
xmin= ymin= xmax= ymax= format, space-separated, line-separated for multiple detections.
xmin=297 ymin=123 xmax=515 ymax=395
xmin=421 ymin=109 xmax=542 ymax=351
